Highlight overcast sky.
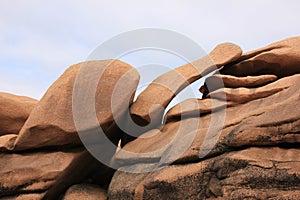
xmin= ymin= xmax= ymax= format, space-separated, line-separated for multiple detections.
xmin=0 ymin=0 xmax=299 ymax=99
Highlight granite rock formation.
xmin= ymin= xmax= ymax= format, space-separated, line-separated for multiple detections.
xmin=0 ymin=36 xmax=299 ymax=199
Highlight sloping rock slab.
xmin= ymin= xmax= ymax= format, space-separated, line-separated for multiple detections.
xmin=109 ymin=147 xmax=300 ymax=199
xmin=0 ymin=148 xmax=113 ymax=199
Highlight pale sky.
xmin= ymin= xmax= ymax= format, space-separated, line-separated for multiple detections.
xmin=1 ymin=0 xmax=299 ymax=99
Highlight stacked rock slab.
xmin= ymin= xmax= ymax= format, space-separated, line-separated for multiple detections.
xmin=109 ymin=37 xmax=300 ymax=199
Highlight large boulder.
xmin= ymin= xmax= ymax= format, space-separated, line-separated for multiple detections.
xmin=0 ymin=92 xmax=37 ymax=136
xmin=12 ymin=60 xmax=139 ymax=151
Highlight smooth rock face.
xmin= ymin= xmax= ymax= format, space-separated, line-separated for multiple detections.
xmin=221 ymin=36 xmax=300 ymax=77
xmin=0 ymin=93 xmax=37 ymax=136
xmin=63 ymin=184 xmax=107 ymax=200
xmin=13 ymin=60 xmax=139 ymax=151
xmin=109 ymin=147 xmax=300 ymax=199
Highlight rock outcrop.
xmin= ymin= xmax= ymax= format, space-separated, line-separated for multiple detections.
xmin=1 ymin=37 xmax=300 ymax=199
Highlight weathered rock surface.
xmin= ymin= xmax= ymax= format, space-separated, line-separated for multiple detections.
xmin=13 ymin=60 xmax=139 ymax=151
xmin=109 ymin=147 xmax=300 ymax=199
xmin=0 ymin=92 xmax=37 ymax=136
xmin=63 ymin=184 xmax=107 ymax=200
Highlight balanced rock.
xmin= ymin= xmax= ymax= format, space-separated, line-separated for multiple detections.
xmin=0 ymin=92 xmax=37 ymax=136
xmin=128 ymin=43 xmax=242 ymax=140
xmin=13 ymin=60 xmax=139 ymax=151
